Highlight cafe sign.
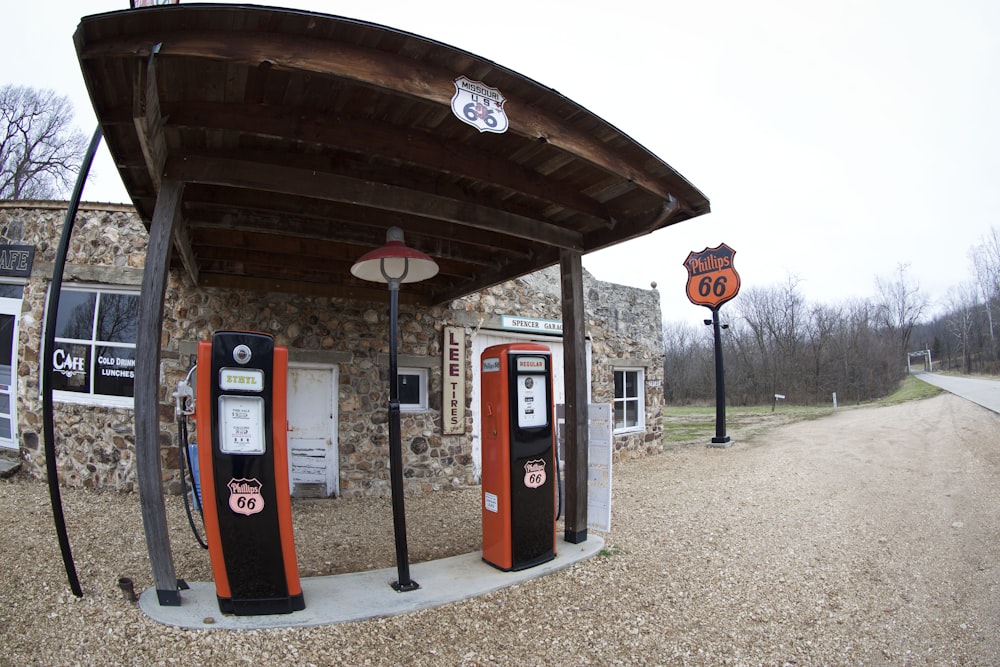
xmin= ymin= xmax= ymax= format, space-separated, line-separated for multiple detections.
xmin=0 ymin=244 xmax=34 ymax=277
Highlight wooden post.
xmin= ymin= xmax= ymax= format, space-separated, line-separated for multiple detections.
xmin=559 ymin=249 xmax=588 ymax=543
xmin=135 ymin=180 xmax=184 ymax=605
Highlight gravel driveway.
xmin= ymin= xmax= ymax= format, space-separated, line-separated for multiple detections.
xmin=2 ymin=392 xmax=998 ymax=665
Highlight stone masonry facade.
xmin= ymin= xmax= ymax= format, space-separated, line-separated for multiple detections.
xmin=2 ymin=202 xmax=664 ymax=497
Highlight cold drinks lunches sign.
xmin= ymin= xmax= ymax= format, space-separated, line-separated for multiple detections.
xmin=443 ymin=327 xmax=466 ymax=435
xmin=683 ymin=243 xmax=741 ymax=309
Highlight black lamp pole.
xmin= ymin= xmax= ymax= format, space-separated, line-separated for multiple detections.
xmin=708 ymin=306 xmax=730 ymax=446
xmin=352 ymin=227 xmax=436 ymax=592
xmin=386 ymin=272 xmax=418 ymax=591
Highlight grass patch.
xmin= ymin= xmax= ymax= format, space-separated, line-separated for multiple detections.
xmin=880 ymin=374 xmax=943 ymax=404
xmin=598 ymin=544 xmax=625 ymax=558
xmin=662 ymin=404 xmax=831 ymax=446
xmin=664 ymin=376 xmax=942 ymax=447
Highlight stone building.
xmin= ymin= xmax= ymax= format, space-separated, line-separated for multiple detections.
xmin=1 ymin=201 xmax=665 ymax=498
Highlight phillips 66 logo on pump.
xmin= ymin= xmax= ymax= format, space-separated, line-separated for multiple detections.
xmin=684 ymin=243 xmax=741 ymax=309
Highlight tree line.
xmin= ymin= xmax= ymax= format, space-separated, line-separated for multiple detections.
xmin=664 ymin=265 xmax=927 ymax=407
xmin=910 ymin=227 xmax=1000 ymax=376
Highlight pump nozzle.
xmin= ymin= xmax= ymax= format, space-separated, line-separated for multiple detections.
xmin=172 ymin=379 xmax=195 ymax=418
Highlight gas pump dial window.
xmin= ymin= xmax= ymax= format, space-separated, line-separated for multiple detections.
xmin=516 ymin=375 xmax=548 ymax=429
xmin=218 ymin=395 xmax=266 ymax=455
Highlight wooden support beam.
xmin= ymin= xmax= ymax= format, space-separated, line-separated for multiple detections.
xmin=167 ymin=155 xmax=585 ymax=251
xmin=134 ymin=180 xmax=184 ymax=605
xmin=560 ymin=249 xmax=589 ymax=543
xmin=134 ymin=47 xmax=199 ymax=287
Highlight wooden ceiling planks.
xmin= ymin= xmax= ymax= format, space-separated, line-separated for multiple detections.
xmin=75 ymin=4 xmax=709 ymax=305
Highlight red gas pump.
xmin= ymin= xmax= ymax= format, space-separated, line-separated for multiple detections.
xmin=480 ymin=342 xmax=557 ymax=571
xmin=194 ymin=331 xmax=304 ymax=615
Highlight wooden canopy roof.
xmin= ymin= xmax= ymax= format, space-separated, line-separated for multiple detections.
xmin=74 ymin=4 xmax=709 ymax=306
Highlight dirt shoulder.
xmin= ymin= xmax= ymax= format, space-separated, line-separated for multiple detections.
xmin=2 ymin=393 xmax=998 ymax=665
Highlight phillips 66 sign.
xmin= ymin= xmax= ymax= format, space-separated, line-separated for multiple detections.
xmin=684 ymin=243 xmax=741 ymax=309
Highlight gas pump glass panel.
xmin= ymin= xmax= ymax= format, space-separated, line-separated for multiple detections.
xmin=515 ymin=358 xmax=548 ymax=429
xmin=218 ymin=395 xmax=266 ymax=455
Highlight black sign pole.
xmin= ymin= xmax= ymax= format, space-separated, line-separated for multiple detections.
xmin=41 ymin=125 xmax=103 ymax=597
xmin=709 ymin=306 xmax=731 ymax=446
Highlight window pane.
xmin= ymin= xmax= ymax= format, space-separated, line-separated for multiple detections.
xmin=97 ymin=293 xmax=139 ymax=343
xmin=55 ymin=291 xmax=96 ymax=340
xmin=625 ymin=400 xmax=639 ymax=427
xmin=51 ymin=342 xmax=91 ymax=393
xmin=94 ymin=346 xmax=135 ymax=397
xmin=0 ymin=394 xmax=9 ymax=413
xmin=614 ymin=371 xmax=623 ymax=399
xmin=0 ymin=313 xmax=13 ymax=369
xmin=614 ymin=401 xmax=625 ymax=429
xmin=626 ymin=371 xmax=638 ymax=398
xmin=0 ymin=284 xmax=23 ymax=298
xmin=0 ymin=416 xmax=10 ymax=439
xmin=398 ymin=372 xmax=421 ymax=406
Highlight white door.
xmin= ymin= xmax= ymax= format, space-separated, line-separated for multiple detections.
xmin=287 ymin=364 xmax=338 ymax=497
xmin=469 ymin=332 xmax=590 ymax=479
xmin=0 ymin=294 xmax=21 ymax=451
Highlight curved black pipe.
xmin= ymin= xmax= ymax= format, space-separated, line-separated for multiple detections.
xmin=41 ymin=125 xmax=103 ymax=598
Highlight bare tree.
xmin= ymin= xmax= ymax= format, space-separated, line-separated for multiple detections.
xmin=0 ymin=84 xmax=87 ymax=200
xmin=736 ymin=276 xmax=805 ymax=402
xmin=662 ymin=320 xmax=714 ymax=404
xmin=945 ymin=281 xmax=980 ymax=374
xmin=874 ymin=263 xmax=928 ymax=360
xmin=969 ymin=226 xmax=1000 ymax=365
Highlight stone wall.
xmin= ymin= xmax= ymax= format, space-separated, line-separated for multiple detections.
xmin=5 ymin=203 xmax=147 ymax=490
xmin=2 ymin=202 xmax=664 ymax=496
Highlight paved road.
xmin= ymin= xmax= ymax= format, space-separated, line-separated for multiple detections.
xmin=913 ymin=371 xmax=1000 ymax=413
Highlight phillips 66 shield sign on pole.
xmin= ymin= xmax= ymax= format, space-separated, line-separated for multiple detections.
xmin=683 ymin=243 xmax=741 ymax=309
xmin=684 ymin=244 xmax=741 ymax=446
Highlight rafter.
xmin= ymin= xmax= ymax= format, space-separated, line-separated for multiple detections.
xmin=166 ymin=154 xmax=585 ymax=251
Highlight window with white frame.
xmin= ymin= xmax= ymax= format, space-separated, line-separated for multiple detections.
xmin=50 ymin=286 xmax=139 ymax=407
xmin=613 ymin=367 xmax=644 ymax=433
xmin=397 ymin=367 xmax=428 ymax=411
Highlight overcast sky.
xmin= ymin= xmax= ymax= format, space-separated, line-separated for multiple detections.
xmin=4 ymin=1 xmax=999 ymax=325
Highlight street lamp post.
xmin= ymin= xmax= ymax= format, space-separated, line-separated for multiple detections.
xmin=351 ymin=227 xmax=438 ymax=592
xmin=705 ymin=308 xmax=731 ymax=446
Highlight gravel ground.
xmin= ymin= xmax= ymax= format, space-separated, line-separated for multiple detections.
xmin=2 ymin=392 xmax=999 ymax=666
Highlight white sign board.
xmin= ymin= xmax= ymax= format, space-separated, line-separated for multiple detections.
xmin=587 ymin=403 xmax=613 ymax=533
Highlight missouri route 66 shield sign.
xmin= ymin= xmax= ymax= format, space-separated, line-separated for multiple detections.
xmin=684 ymin=243 xmax=741 ymax=309
xmin=451 ymin=76 xmax=509 ymax=134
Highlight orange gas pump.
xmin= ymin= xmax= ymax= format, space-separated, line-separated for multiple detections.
xmin=195 ymin=331 xmax=304 ymax=615
xmin=480 ymin=342 xmax=557 ymax=571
